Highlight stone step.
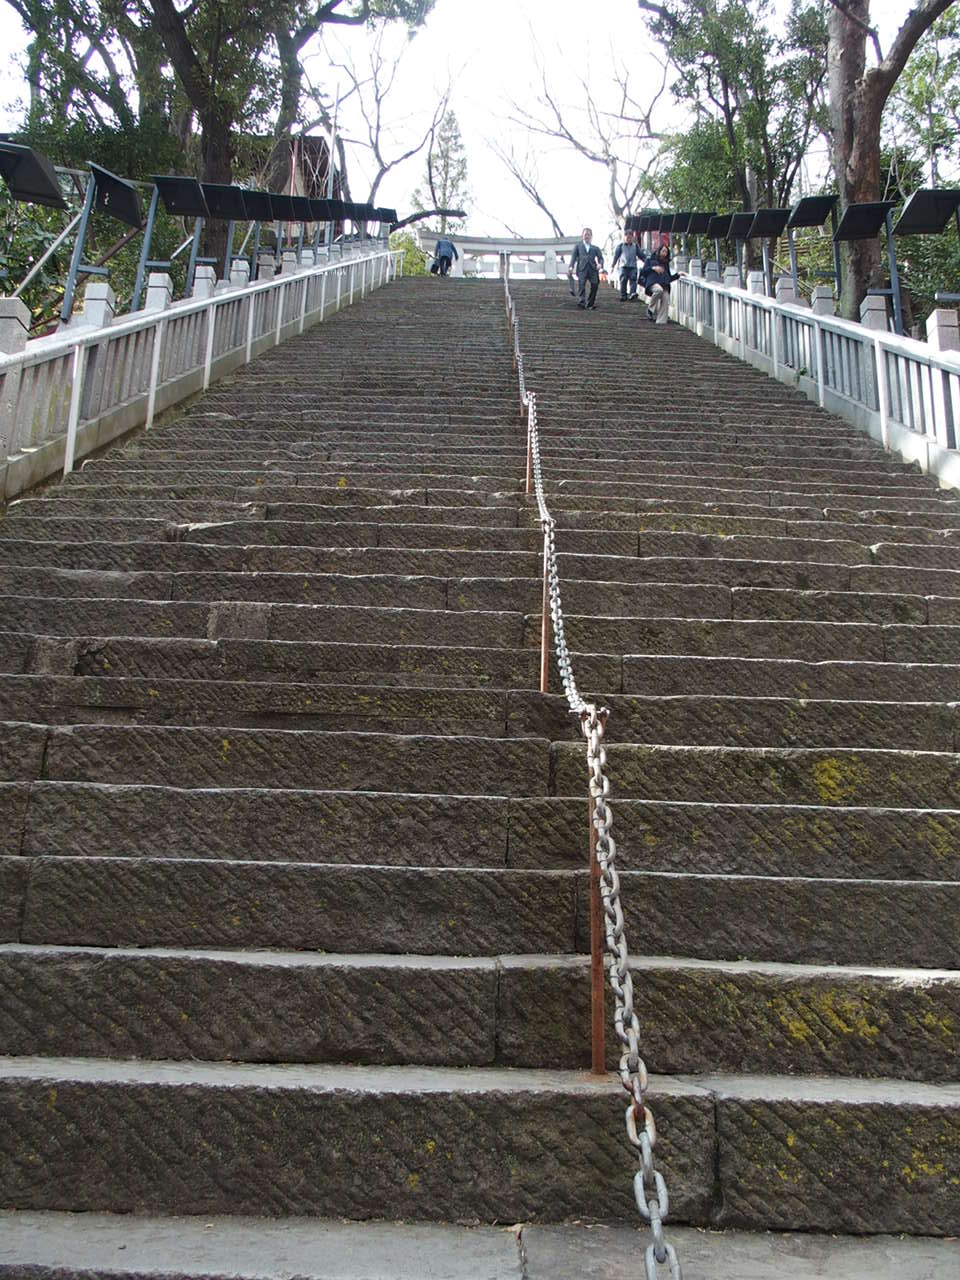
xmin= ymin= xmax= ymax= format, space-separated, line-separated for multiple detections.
xmin=0 ymin=675 xmax=949 ymax=750
xmin=0 ymin=720 xmax=549 ymax=795
xmin=622 ymin=653 xmax=960 ymax=700
xmin=4 ymin=1214 xmax=951 ymax=1280
xmin=2 ymin=944 xmax=957 ymax=1082
xmin=7 ymin=853 xmax=957 ymax=966
xmin=554 ymin=742 xmax=960 ymax=808
xmin=0 ymin=1057 xmax=956 ymax=1232
xmin=9 ymin=782 xmax=958 ymax=879
xmin=548 ymin=614 xmax=960 ymax=663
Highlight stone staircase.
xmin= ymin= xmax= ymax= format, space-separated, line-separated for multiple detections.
xmin=0 ymin=277 xmax=958 ymax=1273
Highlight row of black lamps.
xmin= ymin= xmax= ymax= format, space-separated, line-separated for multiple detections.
xmin=0 ymin=141 xmax=397 ymax=323
xmin=626 ymin=190 xmax=960 ymax=336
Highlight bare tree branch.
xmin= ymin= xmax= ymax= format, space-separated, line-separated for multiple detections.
xmin=392 ymin=207 xmax=465 ymax=231
xmin=490 ymin=141 xmax=565 ymax=236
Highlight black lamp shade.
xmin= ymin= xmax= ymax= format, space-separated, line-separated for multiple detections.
xmin=672 ymin=211 xmax=693 ymax=234
xmin=290 ymin=195 xmax=313 ymax=221
xmin=379 ymin=207 xmax=398 ymax=223
xmin=788 ymin=194 xmax=838 ymax=229
xmin=241 ymin=190 xmax=275 ymax=221
xmin=0 ymin=142 xmax=66 ymax=209
xmin=201 ymin=183 xmax=248 ymax=220
xmin=326 ymin=199 xmax=347 ymax=220
xmin=268 ymin=193 xmax=297 ymax=221
xmin=310 ymin=199 xmax=331 ymax=220
xmin=893 ymin=188 xmax=960 ymax=235
xmin=90 ymin=162 xmax=142 ymax=228
xmin=686 ymin=212 xmax=716 ymax=234
xmin=834 ymin=201 xmax=896 ymax=241
xmin=153 ymin=175 xmax=208 ymax=218
xmin=708 ymin=214 xmax=734 ymax=238
xmin=660 ymin=214 xmax=676 ymax=232
xmin=729 ymin=212 xmax=754 ymax=240
xmin=747 ymin=208 xmax=790 ymax=238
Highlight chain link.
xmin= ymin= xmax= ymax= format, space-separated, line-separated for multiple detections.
xmin=503 ymin=276 xmax=681 ymax=1278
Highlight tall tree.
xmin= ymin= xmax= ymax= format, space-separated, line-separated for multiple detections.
xmin=412 ymin=110 xmax=469 ymax=234
xmin=827 ymin=0 xmax=956 ymax=319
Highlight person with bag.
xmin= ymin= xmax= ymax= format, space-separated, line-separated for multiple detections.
xmin=568 ymin=227 xmax=604 ymax=310
xmin=640 ymin=242 xmax=679 ymax=324
xmin=611 ymin=228 xmax=640 ymax=301
xmin=433 ymin=236 xmax=459 ymax=277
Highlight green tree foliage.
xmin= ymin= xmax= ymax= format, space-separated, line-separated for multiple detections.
xmin=389 ymin=228 xmax=427 ymax=274
xmin=890 ymin=10 xmax=960 ymax=186
xmin=639 ymin=0 xmax=828 ymax=213
xmin=645 ymin=118 xmax=740 ymax=211
xmin=411 ymin=109 xmax=469 ymax=234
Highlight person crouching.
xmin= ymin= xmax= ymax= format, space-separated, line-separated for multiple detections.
xmin=641 ymin=243 xmax=679 ymax=324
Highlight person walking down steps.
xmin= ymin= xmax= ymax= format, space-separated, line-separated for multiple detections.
xmin=641 ymin=242 xmax=679 ymax=324
xmin=611 ymin=229 xmax=640 ymax=301
xmin=434 ymin=235 xmax=459 ymax=277
xmin=568 ymin=228 xmax=604 ymax=310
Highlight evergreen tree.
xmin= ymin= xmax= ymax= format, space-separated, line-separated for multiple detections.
xmin=412 ymin=110 xmax=469 ymax=234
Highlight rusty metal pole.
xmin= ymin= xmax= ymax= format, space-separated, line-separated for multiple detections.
xmin=539 ymin=529 xmax=550 ymax=693
xmin=589 ymin=793 xmax=606 ymax=1074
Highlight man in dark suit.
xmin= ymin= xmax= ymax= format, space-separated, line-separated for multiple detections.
xmin=568 ymin=228 xmax=604 ymax=309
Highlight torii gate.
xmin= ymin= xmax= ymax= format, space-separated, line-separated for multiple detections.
xmin=442 ymin=236 xmax=574 ymax=279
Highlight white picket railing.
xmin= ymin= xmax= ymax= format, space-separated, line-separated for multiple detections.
xmin=0 ymin=247 xmax=403 ymax=500
xmin=673 ymin=274 xmax=960 ymax=490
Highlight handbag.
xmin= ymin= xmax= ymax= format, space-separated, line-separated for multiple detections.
xmin=429 ymin=259 xmax=439 ymax=274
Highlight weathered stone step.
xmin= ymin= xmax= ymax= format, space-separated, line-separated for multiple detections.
xmin=0 ymin=1212 xmax=952 ymax=1280
xmin=545 ymin=614 xmax=960 ymax=663
xmin=0 ymin=1057 xmax=956 ymax=1232
xmin=0 ymin=721 xmax=549 ymax=794
xmin=0 ymin=595 xmax=524 ymax=647
xmin=553 ymin=743 xmax=960 ymax=808
xmin=3 ymin=945 xmax=957 ymax=1082
xmin=0 ymin=675 xmax=511 ymax=735
xmin=10 ymin=782 xmax=957 ymax=879
xmin=10 ymin=860 xmax=577 ymax=954
xmin=0 ymin=1057 xmax=712 ymax=1224
xmin=7 ymin=851 xmax=956 ymax=966
xmin=516 ymin=692 xmax=956 ymax=751
xmin=623 ymin=653 xmax=960 ymax=701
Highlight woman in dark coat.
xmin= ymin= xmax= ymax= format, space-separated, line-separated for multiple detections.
xmin=641 ymin=243 xmax=679 ymax=324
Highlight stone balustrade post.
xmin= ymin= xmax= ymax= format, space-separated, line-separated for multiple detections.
xmin=747 ymin=270 xmax=765 ymax=296
xmin=775 ymin=276 xmax=805 ymax=307
xmin=75 ymin=282 xmax=116 ymax=329
xmin=229 ymin=261 xmax=251 ymax=290
xmin=687 ymin=258 xmax=703 ymax=279
xmin=257 ymin=255 xmax=276 ymax=282
xmin=674 ymin=255 xmax=688 ymax=276
xmin=859 ymin=294 xmax=889 ymax=332
xmin=704 ymin=261 xmax=721 ymax=282
xmin=544 ymin=249 xmax=558 ymax=280
xmin=0 ymin=298 xmax=31 ymax=353
xmin=281 ymin=251 xmax=299 ymax=274
xmin=192 ymin=266 xmax=217 ymax=300
xmin=925 ymin=308 xmax=960 ymax=353
xmin=723 ymin=266 xmax=740 ymax=289
xmin=144 ymin=273 xmax=173 ymax=312
xmin=810 ymin=286 xmax=835 ymax=316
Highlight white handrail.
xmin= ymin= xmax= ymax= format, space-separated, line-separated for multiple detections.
xmin=672 ymin=274 xmax=960 ymax=489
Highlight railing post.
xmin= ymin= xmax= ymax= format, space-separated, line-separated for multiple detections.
xmin=202 ymin=300 xmax=218 ymax=390
xmin=299 ymin=277 xmax=309 ymax=334
xmin=145 ymin=317 xmax=166 ymax=431
xmin=539 ymin=527 xmax=550 ymax=694
xmin=589 ymin=793 xmax=606 ymax=1075
xmin=875 ymin=336 xmax=890 ymax=449
xmin=337 ymin=270 xmax=343 ymax=312
xmin=814 ymin=318 xmax=827 ymax=409
xmin=320 ymin=273 xmax=327 ymax=321
xmin=245 ymin=289 xmax=257 ymax=363
xmin=62 ymin=342 xmax=89 ymax=477
xmin=275 ymin=282 xmax=286 ymax=346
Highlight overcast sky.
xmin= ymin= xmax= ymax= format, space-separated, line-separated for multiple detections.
xmin=0 ymin=0 xmax=919 ymax=250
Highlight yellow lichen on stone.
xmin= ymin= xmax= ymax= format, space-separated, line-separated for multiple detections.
xmin=811 ymin=755 xmax=869 ymax=804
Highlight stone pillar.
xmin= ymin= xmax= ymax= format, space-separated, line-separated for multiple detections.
xmin=859 ymin=294 xmax=888 ymax=332
xmin=257 ymin=254 xmax=276 ymax=282
xmin=281 ymin=250 xmax=299 ymax=274
xmin=723 ymin=266 xmax=740 ymax=289
xmin=192 ymin=266 xmax=217 ymax=300
xmin=747 ymin=270 xmax=765 ymax=296
xmin=775 ymin=276 xmax=805 ymax=307
xmin=229 ymin=260 xmax=251 ymax=289
xmin=687 ymin=258 xmax=703 ymax=279
xmin=544 ymin=249 xmax=558 ymax=279
xmin=0 ymin=298 xmax=31 ymax=353
xmin=144 ymin=272 xmax=173 ymax=312
xmin=76 ymin=282 xmax=116 ymax=329
xmin=925 ymin=308 xmax=960 ymax=353
xmin=674 ymin=254 xmax=688 ymax=275
xmin=451 ymin=253 xmax=464 ymax=278
xmin=810 ymin=285 xmax=835 ymax=316
xmin=704 ymin=261 xmax=721 ymax=282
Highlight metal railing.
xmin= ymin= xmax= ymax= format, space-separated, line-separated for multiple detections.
xmin=672 ymin=274 xmax=960 ymax=490
xmin=0 ymin=248 xmax=403 ymax=500
xmin=504 ymin=279 xmax=681 ymax=1280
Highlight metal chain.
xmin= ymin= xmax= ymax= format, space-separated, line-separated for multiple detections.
xmin=504 ymin=277 xmax=681 ymax=1279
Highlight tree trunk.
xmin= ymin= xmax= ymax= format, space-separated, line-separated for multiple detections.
xmin=199 ymin=111 xmax=233 ymax=277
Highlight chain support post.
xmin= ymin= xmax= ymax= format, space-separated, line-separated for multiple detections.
xmin=589 ymin=791 xmax=606 ymax=1076
xmin=539 ymin=524 xmax=550 ymax=694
